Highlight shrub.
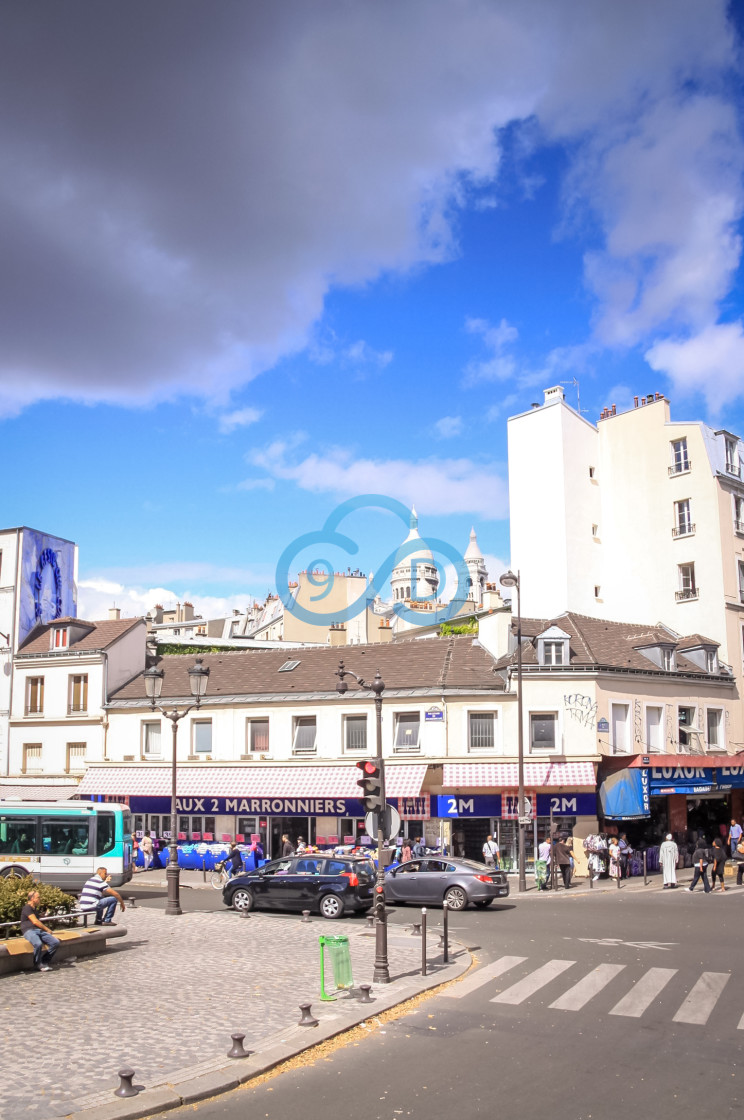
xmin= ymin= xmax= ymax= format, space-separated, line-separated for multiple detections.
xmin=0 ymin=877 xmax=77 ymax=938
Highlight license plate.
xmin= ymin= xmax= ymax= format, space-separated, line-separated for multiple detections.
xmin=497 ymin=888 xmax=508 ymax=896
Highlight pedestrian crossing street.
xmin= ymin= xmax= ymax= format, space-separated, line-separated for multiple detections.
xmin=442 ymin=955 xmax=740 ymax=1026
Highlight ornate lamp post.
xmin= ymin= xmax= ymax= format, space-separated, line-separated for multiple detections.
xmin=500 ymin=569 xmax=527 ymax=894
xmin=143 ymin=657 xmax=210 ymax=916
xmin=335 ymin=661 xmax=390 ymax=983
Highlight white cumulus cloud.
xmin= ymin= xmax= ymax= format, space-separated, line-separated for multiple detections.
xmin=247 ymin=439 xmax=508 ymax=519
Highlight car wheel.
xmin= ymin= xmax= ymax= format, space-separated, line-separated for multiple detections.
xmin=319 ymin=893 xmax=344 ymax=919
xmin=444 ymin=886 xmax=468 ymax=911
xmin=0 ymin=866 xmax=28 ymax=880
xmin=230 ymin=888 xmax=255 ymax=913
xmin=474 ymin=899 xmax=493 ymax=908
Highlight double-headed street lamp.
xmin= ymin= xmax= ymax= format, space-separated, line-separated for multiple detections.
xmin=499 ymin=569 xmax=527 ymax=894
xmin=143 ymin=657 xmax=210 ymax=916
xmin=335 ymin=660 xmax=390 ymax=984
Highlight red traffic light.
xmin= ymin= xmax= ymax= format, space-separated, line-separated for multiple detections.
xmin=358 ymin=760 xmax=379 ymax=775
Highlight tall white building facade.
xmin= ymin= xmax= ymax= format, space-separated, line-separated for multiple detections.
xmin=508 ymin=386 xmax=744 ymax=677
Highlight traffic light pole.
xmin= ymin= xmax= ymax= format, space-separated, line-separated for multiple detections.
xmin=372 ymin=680 xmax=390 ymax=984
xmin=336 ymin=661 xmax=390 ymax=984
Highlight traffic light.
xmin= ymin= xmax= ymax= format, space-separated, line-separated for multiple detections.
xmin=356 ymin=758 xmax=383 ymax=812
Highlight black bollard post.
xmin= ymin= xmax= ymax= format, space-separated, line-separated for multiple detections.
xmin=366 ymin=913 xmax=375 ymax=931
xmin=421 ymin=908 xmax=427 ymax=977
xmin=358 ymin=984 xmax=374 ymax=1004
xmin=227 ymin=1033 xmax=249 ymax=1059
xmin=298 ymin=1002 xmax=319 ymax=1027
xmin=114 ymin=1069 xmax=138 ymax=1099
xmin=643 ymin=850 xmax=648 ymax=886
xmin=589 ymin=871 xmax=593 ymax=889
xmin=301 ymin=910 xmax=312 ymax=923
xmin=442 ymin=900 xmax=449 ymax=964
xmin=202 ymin=858 xmax=206 ymax=883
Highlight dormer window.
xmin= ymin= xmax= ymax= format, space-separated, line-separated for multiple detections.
xmin=634 ymin=641 xmax=677 ymax=671
xmin=536 ymin=626 xmax=570 ymax=667
xmin=52 ymin=627 xmax=68 ymax=649
xmin=706 ymin=650 xmax=718 ymax=674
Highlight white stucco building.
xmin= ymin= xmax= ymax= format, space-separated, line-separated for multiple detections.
xmin=508 ymin=387 xmax=744 ymax=681
xmin=8 ymin=612 xmax=146 ymax=783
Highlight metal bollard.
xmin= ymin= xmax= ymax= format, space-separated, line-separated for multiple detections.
xmin=441 ymin=900 xmax=449 ymax=964
xmin=127 ymin=897 xmax=137 ymax=908
xmin=411 ymin=920 xmax=422 ymax=937
xmin=114 ymin=1068 xmax=138 ymax=1099
xmin=301 ymin=910 xmax=312 ymax=923
xmin=358 ymin=983 xmax=374 ymax=1004
xmin=589 ymin=870 xmax=593 ymax=889
xmin=421 ymin=908 xmax=427 ymax=977
xmin=298 ymin=1002 xmax=319 ymax=1027
xmin=202 ymin=858 xmax=206 ymax=883
xmin=616 ymin=869 xmax=620 ymax=889
xmin=227 ymin=1032 xmax=249 ymax=1059
xmin=366 ymin=913 xmax=375 ymax=930
xmin=643 ymin=850 xmax=648 ymax=886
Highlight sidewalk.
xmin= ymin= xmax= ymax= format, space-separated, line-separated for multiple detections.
xmin=0 ymin=903 xmax=468 ymax=1120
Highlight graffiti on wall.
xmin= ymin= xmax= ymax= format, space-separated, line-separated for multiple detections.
xmin=563 ymin=693 xmax=597 ymax=728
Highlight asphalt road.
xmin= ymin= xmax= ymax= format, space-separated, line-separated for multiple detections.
xmin=146 ymin=884 xmax=744 ymax=1120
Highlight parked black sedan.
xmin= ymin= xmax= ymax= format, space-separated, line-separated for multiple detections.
xmin=223 ymin=854 xmax=376 ymax=919
xmin=384 ymin=857 xmax=509 ymax=910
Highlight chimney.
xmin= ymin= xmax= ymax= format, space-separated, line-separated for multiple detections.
xmin=481 ymin=585 xmax=504 ymax=611
xmin=329 ymin=623 xmax=347 ymax=647
xmin=109 ymin=607 xmax=121 ymax=621
xmin=377 ymin=619 xmax=393 ymax=643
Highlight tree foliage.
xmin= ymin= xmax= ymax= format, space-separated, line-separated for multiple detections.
xmin=0 ymin=877 xmax=76 ymax=938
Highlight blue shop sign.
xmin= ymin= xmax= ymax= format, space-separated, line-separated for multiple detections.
xmin=648 ymin=766 xmax=715 ymax=795
xmin=536 ymin=793 xmax=597 ymax=817
xmin=712 ymin=766 xmax=744 ymax=790
xmin=433 ymin=794 xmax=502 ymax=818
xmin=127 ymin=796 xmax=368 ymax=817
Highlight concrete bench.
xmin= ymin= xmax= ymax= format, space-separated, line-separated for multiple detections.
xmin=0 ymin=924 xmax=127 ymax=975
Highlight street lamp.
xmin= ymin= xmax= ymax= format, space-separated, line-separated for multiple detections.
xmin=500 ymin=569 xmax=527 ymax=894
xmin=335 ymin=660 xmax=390 ymax=984
xmin=143 ymin=657 xmax=210 ymax=916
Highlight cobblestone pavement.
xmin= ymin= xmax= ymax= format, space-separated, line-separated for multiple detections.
xmin=0 ymin=907 xmax=426 ymax=1120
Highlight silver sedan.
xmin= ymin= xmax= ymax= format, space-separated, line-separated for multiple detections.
xmin=384 ymin=856 xmax=510 ymax=910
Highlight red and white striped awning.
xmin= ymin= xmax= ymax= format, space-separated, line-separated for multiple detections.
xmin=443 ymin=762 xmax=596 ymax=789
xmin=76 ymin=765 xmax=426 ymax=800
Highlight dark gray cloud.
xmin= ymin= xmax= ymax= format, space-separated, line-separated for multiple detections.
xmin=0 ymin=1 xmax=738 ymax=414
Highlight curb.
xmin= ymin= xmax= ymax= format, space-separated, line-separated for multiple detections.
xmin=63 ymin=935 xmax=471 ymax=1120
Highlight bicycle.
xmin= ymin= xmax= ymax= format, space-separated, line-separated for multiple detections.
xmin=210 ymin=862 xmax=229 ymax=889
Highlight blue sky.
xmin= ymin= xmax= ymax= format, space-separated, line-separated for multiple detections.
xmin=1 ymin=2 xmax=743 ymax=622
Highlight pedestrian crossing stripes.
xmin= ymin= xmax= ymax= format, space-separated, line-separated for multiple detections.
xmin=491 ymin=960 xmax=575 ymax=1005
xmin=443 ymin=955 xmax=735 ymax=1026
xmin=550 ymin=963 xmax=626 ymax=1011
xmin=608 ymin=967 xmax=677 ymax=1018
xmin=672 ymin=973 xmax=730 ymax=1025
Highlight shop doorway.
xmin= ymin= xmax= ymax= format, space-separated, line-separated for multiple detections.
xmin=269 ymin=817 xmax=311 ymax=857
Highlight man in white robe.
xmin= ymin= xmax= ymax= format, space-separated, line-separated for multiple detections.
xmin=659 ymin=833 xmax=679 ymax=889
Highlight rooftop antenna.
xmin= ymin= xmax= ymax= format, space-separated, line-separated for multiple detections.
xmin=561 ymin=377 xmax=584 ymax=416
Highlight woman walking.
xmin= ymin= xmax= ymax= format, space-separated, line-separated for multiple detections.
xmin=710 ymin=836 xmax=727 ymax=891
xmin=659 ymin=833 xmax=678 ymax=889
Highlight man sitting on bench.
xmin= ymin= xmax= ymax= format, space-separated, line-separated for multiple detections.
xmin=79 ymin=866 xmax=126 ymax=925
xmin=20 ymin=888 xmax=60 ymax=972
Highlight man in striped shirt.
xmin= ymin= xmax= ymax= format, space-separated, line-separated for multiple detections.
xmin=79 ymin=866 xmax=126 ymax=925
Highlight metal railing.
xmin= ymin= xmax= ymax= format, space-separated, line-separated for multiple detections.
xmin=0 ymin=909 xmax=94 ymax=935
xmin=675 ymin=588 xmax=699 ymax=601
xmin=668 ymin=461 xmax=691 ymax=475
xmin=671 ymin=523 xmax=695 ymax=537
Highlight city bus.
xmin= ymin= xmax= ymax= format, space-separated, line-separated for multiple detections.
xmin=0 ymin=800 xmax=133 ymax=889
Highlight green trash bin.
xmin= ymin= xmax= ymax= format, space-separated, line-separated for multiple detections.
xmin=319 ymin=934 xmax=353 ymax=1001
